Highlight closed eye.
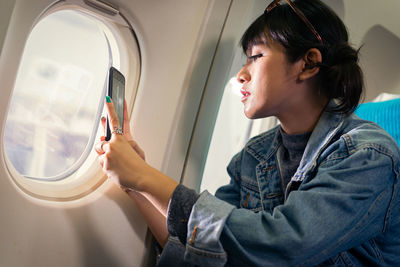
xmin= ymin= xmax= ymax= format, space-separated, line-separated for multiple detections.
xmin=248 ymin=53 xmax=264 ymax=62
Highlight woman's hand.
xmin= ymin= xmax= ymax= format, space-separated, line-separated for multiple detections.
xmin=95 ymin=97 xmax=178 ymax=217
xmin=99 ymin=100 xmax=145 ymax=160
xmin=95 ymin=98 xmax=150 ymax=191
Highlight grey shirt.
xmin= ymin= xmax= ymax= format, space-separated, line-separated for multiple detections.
xmin=278 ymin=127 xmax=311 ymax=192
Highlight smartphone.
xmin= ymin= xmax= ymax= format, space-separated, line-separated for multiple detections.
xmin=105 ymin=67 xmax=125 ymax=141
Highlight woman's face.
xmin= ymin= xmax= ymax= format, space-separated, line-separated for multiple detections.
xmin=237 ymin=41 xmax=302 ymax=120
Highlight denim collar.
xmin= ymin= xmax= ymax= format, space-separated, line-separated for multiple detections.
xmin=294 ymin=101 xmax=345 ymax=181
xmin=245 ymin=127 xmax=281 ymax=162
xmin=246 ymin=100 xmax=345 ymax=182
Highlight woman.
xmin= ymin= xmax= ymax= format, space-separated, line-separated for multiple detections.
xmin=95 ymin=0 xmax=400 ymax=266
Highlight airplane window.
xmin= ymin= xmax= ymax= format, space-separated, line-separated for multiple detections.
xmin=4 ymin=10 xmax=113 ymax=181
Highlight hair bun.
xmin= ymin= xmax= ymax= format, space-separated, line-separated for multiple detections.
xmin=321 ymin=43 xmax=363 ymax=114
xmin=324 ymin=43 xmax=359 ymax=67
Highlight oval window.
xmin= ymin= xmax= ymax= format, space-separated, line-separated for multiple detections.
xmin=4 ymin=10 xmax=112 ymax=181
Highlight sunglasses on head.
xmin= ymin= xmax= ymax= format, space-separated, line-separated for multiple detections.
xmin=265 ymin=0 xmax=323 ymax=44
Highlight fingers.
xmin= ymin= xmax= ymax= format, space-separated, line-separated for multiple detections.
xmin=123 ymin=99 xmax=134 ymax=140
xmin=123 ymin=100 xmax=132 ymax=139
xmin=99 ymin=116 xmax=107 ymax=141
xmin=95 ymin=140 xmax=107 ymax=155
xmin=123 ymin=99 xmax=129 ymax=126
xmin=101 ymin=116 xmax=106 ymax=132
xmin=105 ymin=96 xmax=121 ymax=137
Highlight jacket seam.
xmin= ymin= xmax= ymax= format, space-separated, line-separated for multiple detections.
xmin=342 ymin=132 xmax=397 ymax=161
xmin=302 ymin=187 xmax=390 ymax=266
xmin=383 ymin=178 xmax=399 ymax=233
xmin=321 ymin=143 xmax=397 ymax=171
xmin=240 ymin=177 xmax=259 ymax=189
xmin=369 ymin=238 xmax=385 ymax=264
xmin=256 ymin=163 xmax=265 ymax=210
xmin=343 ymin=134 xmax=356 ymax=155
xmin=185 ymin=244 xmax=227 ymax=259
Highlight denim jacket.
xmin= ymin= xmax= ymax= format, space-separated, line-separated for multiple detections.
xmin=159 ymin=103 xmax=400 ymax=266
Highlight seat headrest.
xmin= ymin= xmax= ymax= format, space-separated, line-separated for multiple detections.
xmin=355 ymin=98 xmax=400 ymax=145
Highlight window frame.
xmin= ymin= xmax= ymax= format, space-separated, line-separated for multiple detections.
xmin=2 ymin=0 xmax=141 ymax=201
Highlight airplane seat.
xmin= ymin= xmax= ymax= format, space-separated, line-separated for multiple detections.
xmin=354 ymin=97 xmax=400 ymax=145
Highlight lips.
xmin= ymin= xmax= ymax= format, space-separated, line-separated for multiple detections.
xmin=240 ymin=88 xmax=250 ymax=102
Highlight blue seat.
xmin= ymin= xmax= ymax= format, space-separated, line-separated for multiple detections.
xmin=354 ymin=98 xmax=400 ymax=145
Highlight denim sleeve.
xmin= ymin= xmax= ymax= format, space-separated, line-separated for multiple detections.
xmin=184 ymin=147 xmax=398 ymax=266
xmin=156 ymin=236 xmax=197 ymax=267
xmin=214 ymin=152 xmax=241 ymax=207
xmin=167 ymin=184 xmax=199 ymax=245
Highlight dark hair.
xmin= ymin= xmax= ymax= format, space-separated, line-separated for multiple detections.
xmin=241 ymin=0 xmax=363 ymax=114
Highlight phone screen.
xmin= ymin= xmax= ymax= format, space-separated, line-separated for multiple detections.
xmin=106 ymin=67 xmax=125 ymax=141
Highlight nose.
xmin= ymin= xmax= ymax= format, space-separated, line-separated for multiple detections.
xmin=236 ymin=65 xmax=250 ymax=84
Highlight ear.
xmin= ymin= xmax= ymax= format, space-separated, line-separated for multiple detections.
xmin=298 ymin=48 xmax=322 ymax=81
